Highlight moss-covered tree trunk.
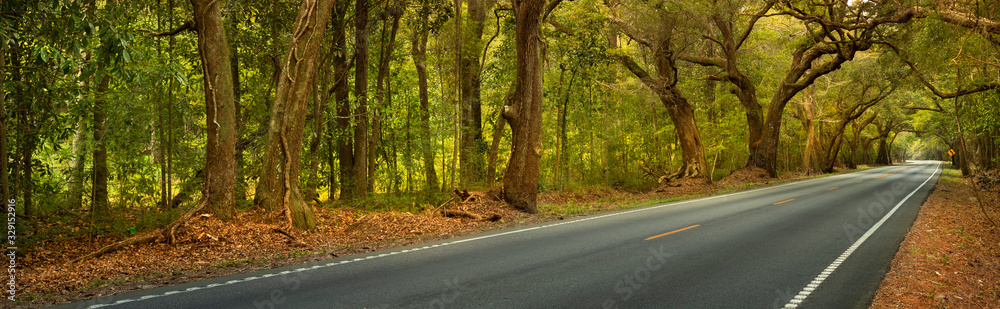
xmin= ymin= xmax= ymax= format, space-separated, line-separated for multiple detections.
xmin=255 ymin=0 xmax=334 ymax=230
xmin=191 ymin=0 xmax=237 ymax=221
xmin=501 ymin=0 xmax=545 ymax=213
xmin=93 ymin=75 xmax=111 ymax=222
xmin=352 ymin=0 xmax=371 ymax=198
xmin=411 ymin=5 xmax=439 ymax=193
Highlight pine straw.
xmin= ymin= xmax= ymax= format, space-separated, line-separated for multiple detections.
xmin=24 ymin=169 xmax=796 ymax=308
xmin=22 ymin=202 xmax=526 ymax=306
xmin=870 ymin=174 xmax=1000 ymax=308
xmin=718 ymin=166 xmax=772 ymax=186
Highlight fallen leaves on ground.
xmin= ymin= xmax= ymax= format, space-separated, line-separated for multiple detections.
xmin=18 ymin=167 xmax=820 ymax=308
xmin=20 ymin=202 xmax=527 ymax=308
xmin=870 ymin=173 xmax=1000 ymax=308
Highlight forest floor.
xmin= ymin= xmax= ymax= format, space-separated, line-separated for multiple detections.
xmin=870 ymin=168 xmax=1000 ymax=308
xmin=14 ymin=165 xmax=894 ymax=308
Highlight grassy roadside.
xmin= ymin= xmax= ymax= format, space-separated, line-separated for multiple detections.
xmin=870 ymin=167 xmax=1000 ymax=308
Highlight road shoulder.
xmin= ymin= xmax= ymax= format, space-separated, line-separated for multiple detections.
xmin=870 ymin=168 xmax=1000 ymax=308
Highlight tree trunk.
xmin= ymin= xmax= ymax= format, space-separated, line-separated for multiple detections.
xmin=875 ymin=137 xmax=891 ymax=165
xmin=800 ymin=110 xmax=819 ymax=174
xmin=8 ymin=41 xmax=20 ymax=212
xmin=615 ymin=54 xmax=709 ymax=182
xmin=373 ymin=4 xmax=404 ymax=193
xmin=713 ymin=16 xmax=764 ymax=162
xmin=255 ymin=0 xmax=334 ymax=230
xmin=230 ymin=27 xmax=249 ymax=208
xmin=411 ymin=9 xmax=439 ymax=193
xmin=0 ymin=44 xmax=9 ymax=202
xmin=331 ymin=0 xmax=353 ymax=200
xmin=166 ymin=0 xmax=176 ymax=212
xmin=304 ymin=58 xmax=327 ymax=202
xmin=746 ymin=33 xmax=858 ymax=176
xmin=796 ymin=85 xmax=821 ymax=174
xmin=660 ymin=91 xmax=709 ymax=181
xmin=486 ymin=95 xmax=509 ymax=185
xmin=450 ymin=0 xmax=462 ymax=191
xmin=191 ymin=0 xmax=237 ymax=221
xmin=502 ymin=0 xmax=545 ymax=213
xmin=353 ymin=0 xmax=370 ymax=197
xmin=18 ymin=102 xmax=34 ymax=218
xmin=459 ymin=0 xmax=491 ymax=187
xmin=12 ymin=39 xmax=37 ymax=217
xmin=67 ymin=118 xmax=87 ymax=210
xmin=93 ymin=75 xmax=111 ymax=222
xmin=556 ymin=66 xmax=576 ymax=190
xmin=953 ymin=95 xmax=972 ymax=176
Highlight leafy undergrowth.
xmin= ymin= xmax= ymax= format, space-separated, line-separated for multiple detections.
xmin=20 ymin=166 xmax=834 ymax=308
xmin=870 ymin=169 xmax=1000 ymax=308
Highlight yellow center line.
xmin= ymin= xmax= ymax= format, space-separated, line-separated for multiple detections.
xmin=875 ymin=165 xmax=919 ymax=179
xmin=773 ymin=199 xmax=795 ymax=205
xmin=856 ymin=180 xmax=863 ymax=183
xmin=828 ymin=187 xmax=839 ymax=191
xmin=645 ymin=224 xmax=700 ymax=241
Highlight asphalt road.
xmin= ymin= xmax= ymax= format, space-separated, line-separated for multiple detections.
xmin=53 ymin=161 xmax=941 ymax=309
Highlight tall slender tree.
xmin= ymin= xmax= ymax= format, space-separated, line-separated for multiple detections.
xmin=411 ymin=0 xmax=440 ymax=193
xmin=93 ymin=75 xmax=111 ymax=222
xmin=255 ymin=0 xmax=335 ymax=230
xmin=354 ymin=0 xmax=371 ymax=197
xmin=332 ymin=0 xmax=354 ymax=200
xmin=459 ymin=0 xmax=492 ymax=186
xmin=191 ymin=0 xmax=237 ymax=220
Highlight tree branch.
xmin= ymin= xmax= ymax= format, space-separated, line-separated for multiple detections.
xmin=779 ymin=4 xmax=921 ymax=31
xmin=679 ymin=53 xmax=726 ymax=68
xmin=882 ymin=41 xmax=1000 ymax=99
xmin=736 ymin=0 xmax=777 ymax=49
xmin=542 ymin=0 xmax=564 ymax=22
xmin=142 ymin=20 xmax=195 ymax=37
xmin=606 ymin=15 xmax=651 ymax=47
xmin=927 ymin=8 xmax=1000 ymax=35
xmin=904 ymin=105 xmax=946 ymax=112
xmin=548 ymin=19 xmax=576 ymax=36
xmin=611 ymin=54 xmax=663 ymax=94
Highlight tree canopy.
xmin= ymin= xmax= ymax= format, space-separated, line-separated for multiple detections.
xmin=2 ymin=0 xmax=999 ymax=237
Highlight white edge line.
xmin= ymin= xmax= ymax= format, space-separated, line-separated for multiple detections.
xmin=782 ymin=162 xmax=940 ymax=308
xmin=85 ymin=164 xmax=918 ymax=308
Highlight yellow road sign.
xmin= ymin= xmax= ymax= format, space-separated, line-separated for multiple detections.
xmin=948 ymin=149 xmax=955 ymax=157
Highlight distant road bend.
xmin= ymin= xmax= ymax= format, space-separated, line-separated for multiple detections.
xmin=56 ymin=161 xmax=942 ymax=309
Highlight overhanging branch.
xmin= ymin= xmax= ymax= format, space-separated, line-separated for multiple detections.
xmin=882 ymin=41 xmax=1000 ymax=99
xmin=142 ymin=20 xmax=195 ymax=37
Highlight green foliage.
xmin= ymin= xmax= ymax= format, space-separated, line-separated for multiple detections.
xmin=7 ymin=0 xmax=1000 ymax=247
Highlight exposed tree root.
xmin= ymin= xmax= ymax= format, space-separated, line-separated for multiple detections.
xmin=68 ymin=201 xmax=208 ymax=264
xmin=442 ymin=209 xmax=482 ymax=220
xmin=437 ymin=189 xmax=506 ymax=222
xmin=67 ymin=234 xmax=159 ymax=265
xmin=642 ymin=161 xmax=708 ymax=184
